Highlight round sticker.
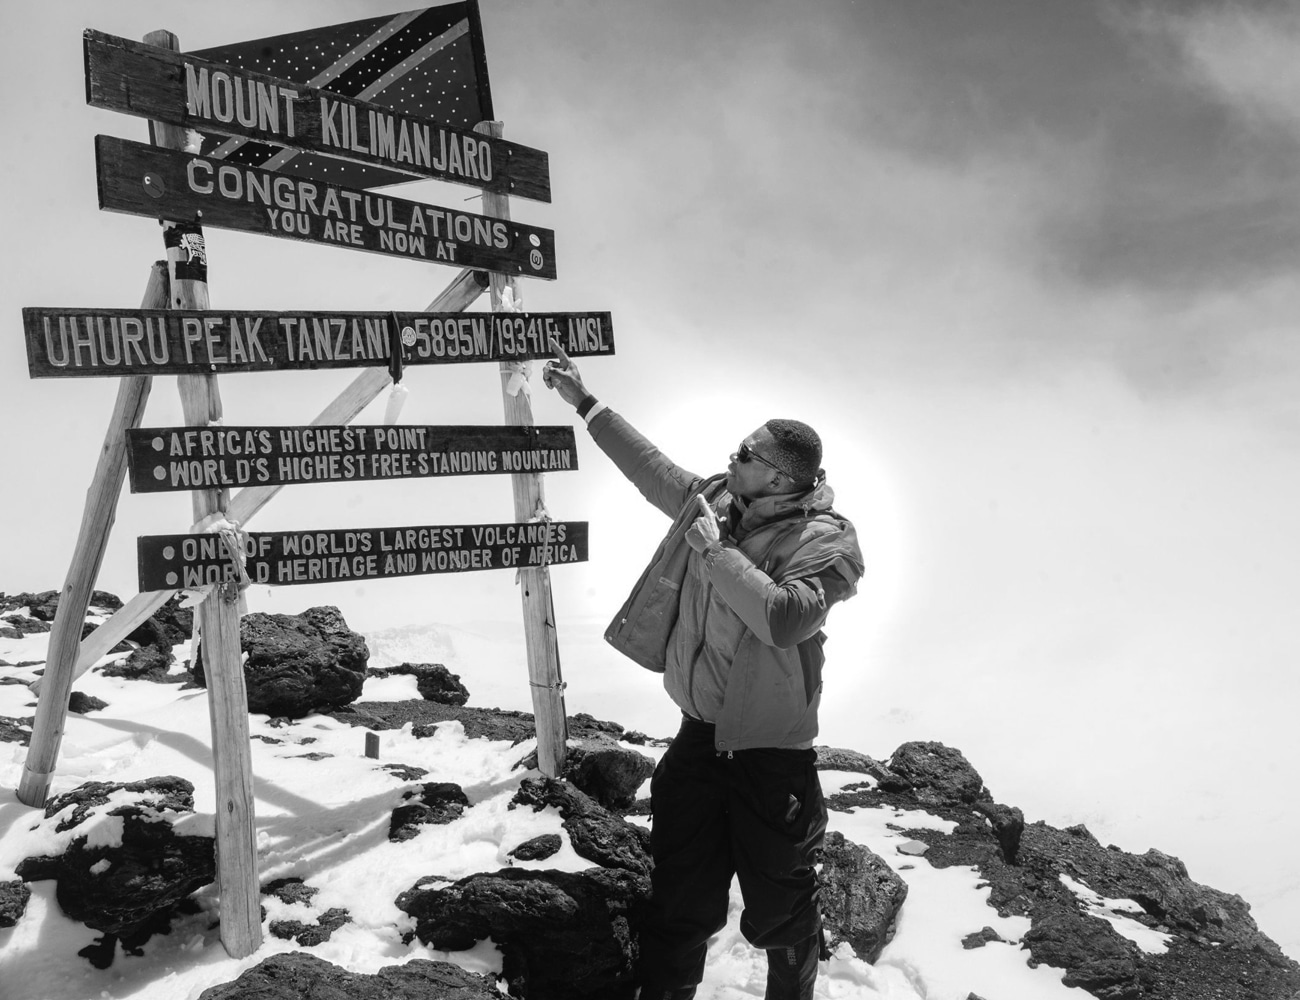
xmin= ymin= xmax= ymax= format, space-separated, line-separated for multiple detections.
xmin=529 ymin=249 xmax=544 ymax=271
xmin=401 ymin=326 xmax=417 ymax=347
xmin=529 ymin=234 xmax=541 ymax=248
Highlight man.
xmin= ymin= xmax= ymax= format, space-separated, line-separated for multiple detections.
xmin=542 ymin=344 xmax=864 ymax=1000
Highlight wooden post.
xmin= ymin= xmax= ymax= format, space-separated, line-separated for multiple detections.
xmin=142 ymin=27 xmax=260 ymax=959
xmin=33 ymin=267 xmax=489 ymax=696
xmin=16 ymin=265 xmax=165 ymax=807
xmin=477 ymin=121 xmax=568 ymax=778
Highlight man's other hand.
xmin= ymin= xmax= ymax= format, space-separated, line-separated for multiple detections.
xmin=685 ymin=494 xmax=723 ymax=553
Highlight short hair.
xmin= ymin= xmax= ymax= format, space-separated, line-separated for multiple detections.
xmin=764 ymin=418 xmax=822 ymax=487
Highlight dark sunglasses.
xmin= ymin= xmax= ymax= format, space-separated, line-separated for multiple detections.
xmin=732 ymin=442 xmax=795 ymax=480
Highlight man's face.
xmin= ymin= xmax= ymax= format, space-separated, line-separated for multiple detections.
xmin=726 ymin=426 xmax=788 ymax=500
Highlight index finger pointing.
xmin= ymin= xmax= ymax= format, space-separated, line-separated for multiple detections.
xmin=695 ymin=495 xmax=713 ymax=519
xmin=547 ymin=335 xmax=573 ymax=368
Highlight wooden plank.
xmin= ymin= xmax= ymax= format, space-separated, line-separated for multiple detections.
xmin=17 ymin=265 xmax=165 ymax=808
xmin=137 ymin=521 xmax=589 ymax=590
xmin=83 ymin=29 xmax=551 ymax=202
xmin=126 ymin=424 xmax=578 ymax=492
xmin=23 ymin=306 xmax=612 ymax=378
xmin=479 ymin=120 xmax=569 ymax=780
xmin=37 ymin=268 xmax=489 ymax=697
xmin=151 ymin=28 xmax=260 ymax=958
xmin=95 ymin=135 xmax=558 ymax=279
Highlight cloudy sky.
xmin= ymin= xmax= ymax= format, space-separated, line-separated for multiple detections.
xmin=1 ymin=0 xmax=1298 ymax=955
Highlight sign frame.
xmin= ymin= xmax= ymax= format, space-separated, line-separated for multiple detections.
xmin=125 ymin=423 xmax=579 ymax=493
xmin=138 ymin=521 xmax=589 ymax=590
xmin=83 ymin=29 xmax=551 ymax=202
xmin=94 ymin=135 xmax=557 ymax=277
xmin=23 ymin=306 xmax=613 ymax=378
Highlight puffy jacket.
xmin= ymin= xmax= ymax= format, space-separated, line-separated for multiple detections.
xmin=589 ymin=408 xmax=864 ymax=751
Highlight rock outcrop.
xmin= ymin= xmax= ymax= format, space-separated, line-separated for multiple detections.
xmin=196 ymin=952 xmax=500 ymax=999
xmin=14 ymin=776 xmax=215 ymax=966
xmin=397 ymin=866 xmax=649 ymax=1000
xmin=195 ymin=605 xmax=369 ymax=717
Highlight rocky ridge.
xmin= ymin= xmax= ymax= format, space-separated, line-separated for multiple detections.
xmin=0 ymin=593 xmax=1296 ymax=999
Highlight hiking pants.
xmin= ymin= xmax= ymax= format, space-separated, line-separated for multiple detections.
xmin=637 ymin=715 xmax=828 ymax=991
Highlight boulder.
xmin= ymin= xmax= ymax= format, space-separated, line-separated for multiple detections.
xmin=511 ymin=776 xmax=653 ymax=876
xmin=1 ymin=716 xmax=33 ymax=746
xmin=818 ymin=831 xmax=908 ymax=963
xmin=100 ymin=643 xmax=176 ymax=682
xmin=509 ymin=834 xmax=562 ymax=862
xmin=126 ymin=593 xmax=194 ymax=649
xmin=815 ymin=746 xmax=910 ymax=792
xmin=0 ymin=879 xmax=31 ymax=928
xmin=67 ymin=691 xmax=107 ymax=714
xmin=562 ymin=737 xmax=656 ymax=812
xmin=196 ymin=606 xmax=368 ymax=718
xmin=973 ymin=800 xmax=1024 ymax=864
xmin=389 ymin=782 xmax=470 ymax=842
xmin=397 ymin=866 xmax=650 ymax=1000
xmin=887 ymin=741 xmax=988 ymax=805
xmin=269 ymin=907 xmax=351 ymax=946
xmin=1023 ymin=909 xmax=1143 ymax=999
xmin=1 ymin=614 xmax=51 ymax=635
xmin=368 ymin=662 xmax=470 ymax=705
xmin=14 ymin=776 xmax=215 ymax=962
xmin=196 ymin=952 xmax=500 ymax=1000
xmin=0 ymin=590 xmax=123 ymax=621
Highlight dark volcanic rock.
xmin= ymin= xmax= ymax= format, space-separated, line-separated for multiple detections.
xmin=887 ymin=741 xmax=988 ymax=805
xmin=269 ymin=907 xmax=351 ymax=946
xmin=509 ymin=833 xmax=562 ymax=862
xmin=962 ymin=926 xmax=1005 ymax=949
xmin=196 ymin=606 xmax=368 ymax=717
xmin=14 ymin=776 xmax=215 ymax=959
xmin=389 ymin=782 xmax=470 ymax=842
xmin=1 ymin=614 xmax=51 ymax=635
xmin=196 ymin=952 xmax=500 ymax=999
xmin=0 ymin=879 xmax=32 ymax=928
xmin=1023 ymin=909 xmax=1143 ymax=998
xmin=561 ymin=736 xmax=655 ymax=812
xmin=101 ymin=643 xmax=176 ymax=682
xmin=262 ymin=878 xmax=319 ymax=907
xmin=1 ymin=715 xmax=34 ymax=745
xmin=0 ymin=590 xmax=123 ymax=621
xmin=126 ymin=593 xmax=194 ymax=649
xmin=368 ymin=662 xmax=470 ymax=705
xmin=511 ymin=776 xmax=652 ymax=876
xmin=815 ymin=745 xmax=911 ymax=792
xmin=973 ymin=800 xmax=1024 ymax=864
xmin=67 ymin=691 xmax=108 ymax=714
xmin=397 ymin=866 xmax=649 ymax=1000
xmin=834 ymin=744 xmax=1300 ymax=1000
xmin=326 ymin=700 xmax=630 ymax=745
xmin=818 ymin=831 xmax=908 ymax=963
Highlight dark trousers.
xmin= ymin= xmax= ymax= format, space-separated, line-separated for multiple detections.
xmin=638 ymin=715 xmax=828 ymax=991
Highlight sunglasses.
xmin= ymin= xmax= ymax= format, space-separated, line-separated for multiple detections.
xmin=732 ymin=442 xmax=796 ymax=480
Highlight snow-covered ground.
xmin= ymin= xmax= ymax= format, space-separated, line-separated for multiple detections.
xmin=0 ymin=615 xmax=1102 ymax=1000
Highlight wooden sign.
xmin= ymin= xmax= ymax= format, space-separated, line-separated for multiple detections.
xmin=84 ymin=30 xmax=551 ymax=202
xmin=126 ymin=424 xmax=578 ymax=492
xmin=137 ymin=521 xmax=589 ymax=590
xmin=23 ymin=307 xmax=613 ymax=378
xmin=95 ymin=135 xmax=557 ymax=278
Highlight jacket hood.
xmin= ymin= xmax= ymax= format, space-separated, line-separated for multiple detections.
xmin=728 ymin=477 xmax=865 ymax=585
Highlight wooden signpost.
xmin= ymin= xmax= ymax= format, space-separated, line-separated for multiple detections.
xmin=18 ymin=2 xmax=600 ymax=961
xmin=96 ymin=135 xmax=558 ymax=277
xmin=24 ymin=306 xmax=613 ymax=377
xmin=125 ymin=424 xmax=578 ymax=492
xmin=138 ymin=521 xmax=589 ymax=590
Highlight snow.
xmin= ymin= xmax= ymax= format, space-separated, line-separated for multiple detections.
xmin=1059 ymin=874 xmax=1174 ymax=954
xmin=0 ymin=621 xmax=1193 ymax=998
